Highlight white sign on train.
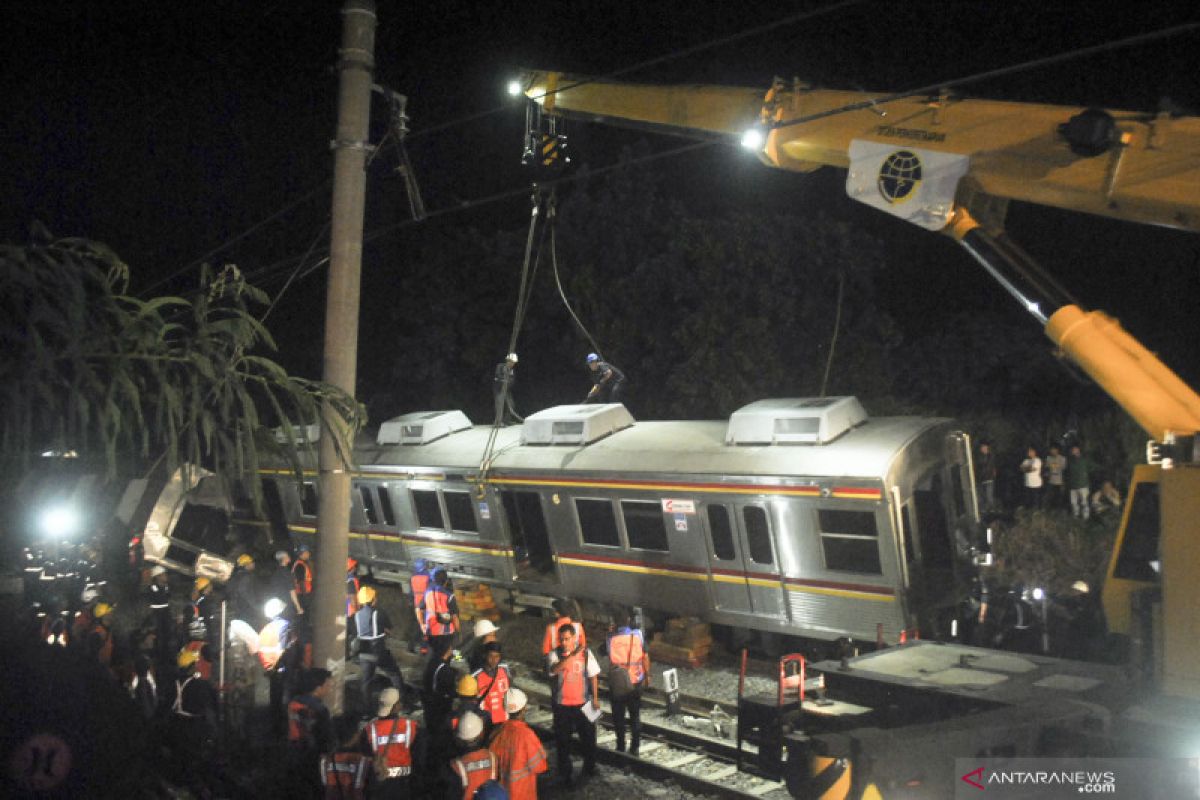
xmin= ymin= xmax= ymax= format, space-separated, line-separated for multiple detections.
xmin=661 ymin=498 xmax=695 ymax=514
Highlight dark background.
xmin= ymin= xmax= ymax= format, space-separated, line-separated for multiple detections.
xmin=2 ymin=1 xmax=1198 ymax=445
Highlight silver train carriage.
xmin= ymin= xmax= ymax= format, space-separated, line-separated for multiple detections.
xmin=261 ymin=397 xmax=980 ymax=644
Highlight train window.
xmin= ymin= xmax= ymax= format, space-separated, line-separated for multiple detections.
xmin=300 ymin=482 xmax=318 ymax=517
xmin=707 ymin=505 xmax=736 ymax=561
xmin=377 ymin=487 xmax=396 ymax=526
xmin=412 ymin=489 xmax=444 ymax=530
xmin=576 ymin=498 xmax=620 ymax=547
xmin=357 ymin=484 xmax=379 ymax=525
xmin=743 ymin=506 xmax=774 ymax=565
xmin=818 ymin=509 xmax=882 ymax=574
xmin=444 ymin=491 xmax=478 ymax=533
xmin=500 ymin=491 xmax=555 ymax=575
xmin=622 ymin=500 xmax=669 ymax=551
xmin=1113 ymin=482 xmax=1160 ymax=582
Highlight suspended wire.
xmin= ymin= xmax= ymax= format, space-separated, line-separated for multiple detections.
xmin=549 ymin=202 xmax=603 ymax=358
xmin=259 ymin=220 xmax=331 ymax=324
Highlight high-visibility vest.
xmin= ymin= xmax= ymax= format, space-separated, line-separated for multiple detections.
xmin=172 ymin=676 xmax=200 ymax=717
xmin=607 ymin=630 xmax=647 ymax=685
xmin=287 ymin=697 xmax=320 ymax=746
xmin=542 ymin=616 xmax=585 ymax=654
xmin=451 ymin=748 xmax=497 ymax=800
xmin=292 ymin=560 xmax=313 ymax=595
xmin=258 ymin=618 xmax=287 ymax=670
xmin=320 ymin=751 xmax=369 ymax=799
xmin=410 ymin=571 xmax=429 ymax=603
xmin=424 ymin=586 xmax=456 ymax=636
xmin=554 ymin=649 xmax=591 ymax=707
xmin=473 ymin=666 xmax=511 ymax=725
xmin=368 ymin=717 xmax=416 ymax=777
xmin=346 ymin=573 xmax=360 ymax=616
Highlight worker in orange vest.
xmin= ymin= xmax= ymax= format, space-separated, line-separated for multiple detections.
xmin=290 ymin=544 xmax=315 ymax=616
xmin=408 ymin=558 xmax=430 ymax=651
xmin=541 ymin=599 xmax=585 ymax=665
xmin=360 ymin=686 xmax=421 ymax=798
xmin=606 ymin=611 xmax=651 ymax=756
xmin=287 ymin=667 xmax=334 ymax=797
xmin=472 ymin=642 xmax=512 ymax=729
xmin=488 ymin=687 xmax=548 ymax=800
xmin=448 ymin=711 xmax=497 ymax=800
xmin=320 ymin=722 xmax=371 ymax=800
xmin=547 ymin=623 xmax=601 ymax=786
xmin=421 ymin=568 xmax=460 ymax=656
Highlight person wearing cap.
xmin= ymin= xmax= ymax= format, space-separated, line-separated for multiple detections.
xmin=188 ymin=576 xmax=216 ymax=647
xmin=287 ymin=667 xmax=334 ymax=797
xmin=86 ymin=601 xmax=116 ymax=669
xmin=354 ymin=584 xmax=403 ymax=714
xmin=547 ymin=623 xmax=601 ymax=786
xmin=448 ymin=710 xmax=498 ymax=800
xmin=166 ymin=646 xmax=220 ymax=788
xmin=584 ymin=353 xmax=627 ymax=405
xmin=472 ymin=642 xmax=512 ymax=728
xmin=541 ymin=599 xmax=585 ymax=664
xmin=227 ymin=553 xmax=258 ymax=622
xmin=408 ymin=558 xmax=431 ymax=652
xmin=488 ymin=688 xmax=547 ymax=800
xmin=463 ymin=618 xmax=499 ymax=672
xmin=451 ymin=672 xmax=480 ymax=732
xmin=493 ymin=352 xmax=523 ymax=426
xmin=359 ymin=685 xmax=422 ymax=798
xmin=421 ymin=568 xmax=460 ymax=656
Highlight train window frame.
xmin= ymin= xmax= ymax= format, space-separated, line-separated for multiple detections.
xmin=443 ymin=490 xmax=479 ymax=534
xmin=377 ymin=486 xmax=396 ymax=526
xmin=706 ymin=504 xmax=736 ymax=561
xmin=817 ymin=507 xmax=882 ymax=575
xmin=575 ymin=497 xmax=621 ymax=548
xmin=356 ymin=483 xmax=379 ymax=525
xmin=742 ymin=505 xmax=775 ymax=566
xmin=411 ymin=488 xmax=445 ymax=531
xmin=621 ymin=499 xmax=669 ymax=552
xmin=300 ymin=481 xmax=318 ymax=518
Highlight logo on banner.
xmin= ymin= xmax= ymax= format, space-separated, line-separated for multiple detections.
xmin=877 ymin=150 xmax=922 ymax=204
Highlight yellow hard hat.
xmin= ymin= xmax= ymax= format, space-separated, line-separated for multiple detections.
xmin=177 ymin=647 xmax=200 ymax=669
xmin=236 ymin=554 xmax=254 ymax=568
xmin=456 ymin=673 xmax=478 ymax=698
xmin=194 ymin=577 xmax=212 ymax=591
xmin=93 ymin=602 xmax=113 ymax=618
xmin=357 ymin=585 xmax=376 ymax=605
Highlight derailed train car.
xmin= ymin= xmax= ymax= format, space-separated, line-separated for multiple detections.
xmin=263 ymin=397 xmax=980 ymax=645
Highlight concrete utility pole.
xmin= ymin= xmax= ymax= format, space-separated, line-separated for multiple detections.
xmin=313 ymin=0 xmax=376 ymax=693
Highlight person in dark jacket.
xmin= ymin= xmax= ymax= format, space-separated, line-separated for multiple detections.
xmin=584 ymin=353 xmax=627 ymax=404
xmin=287 ymin=667 xmax=334 ymax=798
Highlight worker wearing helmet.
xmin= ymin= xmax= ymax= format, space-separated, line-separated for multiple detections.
xmin=189 ymin=576 xmax=215 ymax=644
xmin=86 ymin=601 xmax=116 ymax=668
xmin=359 ymin=685 xmax=420 ymax=794
xmin=354 ymin=583 xmax=403 ymax=712
xmin=345 ymin=557 xmax=361 ymax=620
xmin=448 ymin=710 xmax=497 ymax=800
xmin=585 ymin=352 xmax=627 ymax=405
xmin=228 ymin=553 xmax=258 ymax=623
xmin=493 ymin=351 xmax=523 ymax=426
xmin=421 ymin=568 xmax=460 ymax=657
xmin=166 ymin=645 xmax=219 ymax=784
xmin=144 ymin=565 xmax=174 ymax=670
xmin=488 ymin=687 xmax=548 ymax=800
xmin=409 ymin=558 xmax=431 ymax=652
xmin=463 ymin=617 xmax=500 ymax=672
xmin=290 ymin=544 xmax=314 ymax=617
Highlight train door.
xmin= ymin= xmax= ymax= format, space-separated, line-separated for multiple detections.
xmin=704 ymin=502 xmax=786 ymax=618
xmin=499 ymin=489 xmax=557 ymax=582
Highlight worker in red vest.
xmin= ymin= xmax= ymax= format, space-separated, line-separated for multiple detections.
xmin=488 ymin=687 xmax=548 ymax=800
xmin=541 ymin=598 xmax=585 ymax=665
xmin=287 ymin=668 xmax=333 ymax=797
xmin=408 ymin=558 xmax=430 ymax=651
xmin=421 ymin=568 xmax=459 ymax=656
xmin=360 ymin=686 xmax=421 ymax=798
xmin=448 ymin=711 xmax=497 ymax=800
xmin=290 ymin=545 xmax=315 ymax=616
xmin=320 ymin=730 xmax=370 ymax=800
xmin=606 ymin=611 xmax=651 ymax=756
xmin=547 ymin=623 xmax=601 ymax=786
xmin=472 ymin=642 xmax=512 ymax=728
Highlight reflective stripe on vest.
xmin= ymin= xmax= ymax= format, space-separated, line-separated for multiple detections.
xmin=608 ymin=630 xmax=646 ymax=684
xmin=424 ymin=586 xmax=455 ymax=636
xmin=473 ymin=666 xmax=511 ymax=724
xmin=321 ymin=753 xmax=369 ymax=793
xmin=369 ymin=718 xmax=415 ymax=770
xmin=452 ymin=749 xmax=496 ymax=794
xmin=556 ymin=650 xmax=589 ymax=706
xmin=293 ymin=560 xmax=313 ymax=594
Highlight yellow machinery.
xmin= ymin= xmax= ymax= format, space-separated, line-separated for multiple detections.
xmin=520 ymin=71 xmax=1200 ymax=703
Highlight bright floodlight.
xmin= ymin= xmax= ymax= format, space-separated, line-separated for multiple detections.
xmin=740 ymin=127 xmax=765 ymax=150
xmin=506 ymin=79 xmax=523 ymax=97
xmin=40 ymin=507 xmax=79 ymax=538
xmin=264 ymin=598 xmax=287 ymax=619
xmin=1031 ymin=587 xmax=1045 ymax=601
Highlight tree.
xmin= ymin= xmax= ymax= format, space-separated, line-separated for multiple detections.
xmin=0 ymin=233 xmax=363 ymax=519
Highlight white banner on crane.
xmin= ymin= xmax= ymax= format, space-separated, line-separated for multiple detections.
xmin=845 ymin=140 xmax=970 ymax=231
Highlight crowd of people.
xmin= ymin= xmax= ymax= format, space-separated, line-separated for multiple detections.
xmin=13 ymin=539 xmax=653 ymax=799
xmin=976 ymin=440 xmax=1123 ymax=518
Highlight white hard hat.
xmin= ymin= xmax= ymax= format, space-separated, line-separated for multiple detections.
xmin=376 ymin=686 xmax=401 ymax=716
xmin=507 ymin=352 xmax=518 ymax=363
xmin=456 ymin=710 xmax=485 ymax=742
xmin=504 ymin=687 xmax=528 ymax=715
xmin=473 ymin=619 xmax=498 ymax=638
xmin=264 ymin=598 xmax=287 ymax=619
xmin=150 ymin=565 xmax=167 ymax=577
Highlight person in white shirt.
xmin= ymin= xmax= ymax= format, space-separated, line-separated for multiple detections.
xmin=1020 ymin=446 xmax=1043 ymax=509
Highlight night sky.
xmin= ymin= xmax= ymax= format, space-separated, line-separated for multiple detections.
xmin=3 ymin=1 xmax=1198 ymax=394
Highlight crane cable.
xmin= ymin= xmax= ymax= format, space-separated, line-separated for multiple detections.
xmin=548 ymin=198 xmax=605 ymax=360
xmin=477 ymin=187 xmax=550 ymax=485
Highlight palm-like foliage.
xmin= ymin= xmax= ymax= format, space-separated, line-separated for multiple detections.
xmin=0 ymin=233 xmax=363 ymax=509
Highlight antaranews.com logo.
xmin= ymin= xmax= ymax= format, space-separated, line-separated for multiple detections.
xmin=953 ymin=758 xmax=1198 ymax=799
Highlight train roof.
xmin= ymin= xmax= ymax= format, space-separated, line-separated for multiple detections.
xmin=352 ymin=414 xmax=954 ymax=481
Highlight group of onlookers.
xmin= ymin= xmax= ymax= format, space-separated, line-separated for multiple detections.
xmin=976 ymin=440 xmax=1122 ymax=518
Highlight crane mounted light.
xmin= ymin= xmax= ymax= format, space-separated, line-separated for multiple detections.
xmin=506 ymin=79 xmax=523 ymax=97
xmin=740 ymin=127 xmax=765 ymax=151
